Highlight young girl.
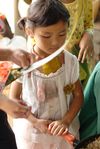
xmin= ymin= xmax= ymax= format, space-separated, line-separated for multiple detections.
xmin=10 ymin=0 xmax=83 ymax=148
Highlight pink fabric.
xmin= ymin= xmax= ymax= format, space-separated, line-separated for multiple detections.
xmin=37 ymin=80 xmax=46 ymax=102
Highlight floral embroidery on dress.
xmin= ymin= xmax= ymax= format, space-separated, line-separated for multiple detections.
xmin=64 ymin=83 xmax=75 ymax=95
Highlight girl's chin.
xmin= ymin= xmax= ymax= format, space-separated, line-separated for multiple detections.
xmin=48 ymin=49 xmax=58 ymax=53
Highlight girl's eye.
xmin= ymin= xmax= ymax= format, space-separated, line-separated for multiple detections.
xmin=59 ymin=32 xmax=66 ymax=36
xmin=41 ymin=35 xmax=51 ymax=38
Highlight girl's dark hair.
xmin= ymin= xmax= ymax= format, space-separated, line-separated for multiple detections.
xmin=18 ymin=0 xmax=70 ymax=30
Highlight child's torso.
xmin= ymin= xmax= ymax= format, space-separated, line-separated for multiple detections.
xmin=22 ymin=51 xmax=77 ymax=120
xmin=13 ymin=51 xmax=80 ymax=144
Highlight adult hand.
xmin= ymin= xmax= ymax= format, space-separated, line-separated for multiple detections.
xmin=0 ymin=95 xmax=30 ymax=118
xmin=9 ymin=49 xmax=34 ymax=68
xmin=78 ymin=32 xmax=93 ymax=63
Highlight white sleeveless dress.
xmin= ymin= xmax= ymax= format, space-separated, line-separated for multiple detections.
xmin=13 ymin=50 xmax=80 ymax=149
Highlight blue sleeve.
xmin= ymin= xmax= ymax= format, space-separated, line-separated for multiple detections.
xmin=94 ymin=68 xmax=100 ymax=133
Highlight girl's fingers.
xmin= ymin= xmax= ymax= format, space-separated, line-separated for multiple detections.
xmin=62 ymin=128 xmax=69 ymax=135
xmin=50 ymin=125 xmax=57 ymax=134
xmin=57 ymin=127 xmax=66 ymax=136
xmin=49 ymin=124 xmax=66 ymax=136
xmin=51 ymin=125 xmax=62 ymax=135
xmin=48 ymin=122 xmax=54 ymax=131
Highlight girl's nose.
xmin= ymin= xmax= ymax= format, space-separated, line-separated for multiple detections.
xmin=51 ymin=38 xmax=58 ymax=47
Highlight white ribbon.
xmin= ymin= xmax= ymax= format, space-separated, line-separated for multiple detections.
xmin=22 ymin=45 xmax=65 ymax=74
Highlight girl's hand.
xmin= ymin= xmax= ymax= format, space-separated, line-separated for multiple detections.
xmin=78 ymin=32 xmax=93 ymax=63
xmin=48 ymin=120 xmax=69 ymax=136
xmin=34 ymin=119 xmax=51 ymax=133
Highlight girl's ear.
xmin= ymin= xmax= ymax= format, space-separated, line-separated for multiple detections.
xmin=25 ymin=27 xmax=34 ymax=37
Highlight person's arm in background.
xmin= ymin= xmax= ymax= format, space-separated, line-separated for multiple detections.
xmin=78 ymin=0 xmax=94 ymax=63
xmin=84 ymin=0 xmax=93 ymax=32
xmin=93 ymin=0 xmax=100 ymax=21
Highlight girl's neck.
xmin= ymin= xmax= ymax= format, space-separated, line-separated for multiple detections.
xmin=34 ymin=45 xmax=49 ymax=59
xmin=61 ymin=0 xmax=75 ymax=4
xmin=33 ymin=45 xmax=64 ymax=75
xmin=33 ymin=45 xmax=64 ymax=64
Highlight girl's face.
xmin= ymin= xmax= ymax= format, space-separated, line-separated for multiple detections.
xmin=30 ymin=20 xmax=68 ymax=56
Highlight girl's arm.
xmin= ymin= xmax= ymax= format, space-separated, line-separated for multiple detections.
xmin=10 ymin=81 xmax=50 ymax=133
xmin=10 ymin=81 xmax=38 ymax=123
xmin=62 ymin=79 xmax=83 ymax=126
xmin=49 ymin=79 xmax=84 ymax=136
xmin=9 ymin=81 xmax=22 ymax=100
